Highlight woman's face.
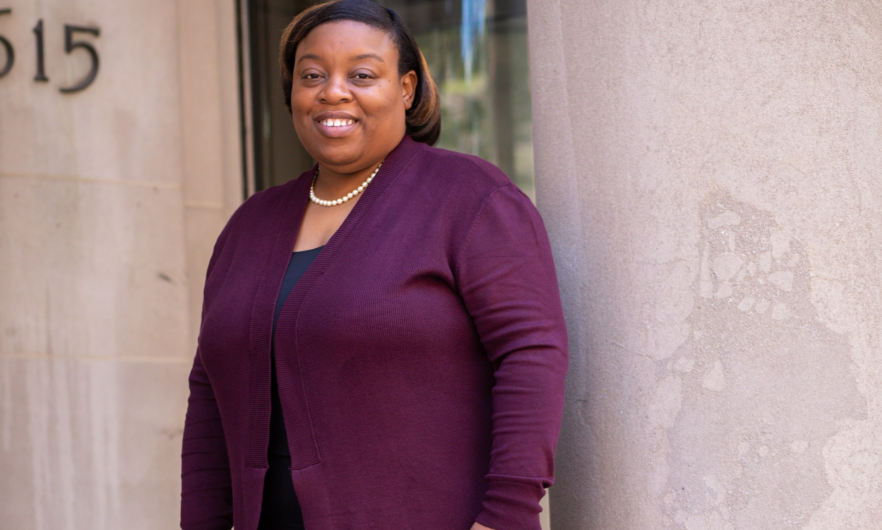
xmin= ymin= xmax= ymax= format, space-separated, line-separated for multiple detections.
xmin=291 ymin=21 xmax=417 ymax=174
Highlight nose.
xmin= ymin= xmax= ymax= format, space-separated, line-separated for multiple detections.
xmin=320 ymin=73 xmax=351 ymax=105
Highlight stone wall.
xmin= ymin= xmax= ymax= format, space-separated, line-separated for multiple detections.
xmin=0 ymin=1 xmax=242 ymax=528
xmin=528 ymin=1 xmax=882 ymax=528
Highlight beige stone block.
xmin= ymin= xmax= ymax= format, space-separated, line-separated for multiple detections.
xmin=0 ymin=0 xmax=183 ymax=186
xmin=0 ymin=355 xmax=190 ymax=530
xmin=178 ymin=0 xmax=226 ymax=207
xmin=0 ymin=175 xmax=189 ymax=360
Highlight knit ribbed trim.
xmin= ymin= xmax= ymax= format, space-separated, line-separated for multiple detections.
xmin=475 ymin=478 xmax=545 ymax=530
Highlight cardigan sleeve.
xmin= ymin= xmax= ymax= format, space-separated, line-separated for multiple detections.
xmin=180 ymin=235 xmax=234 ymax=530
xmin=455 ymin=183 xmax=569 ymax=530
xmin=180 ymin=348 xmax=233 ymax=530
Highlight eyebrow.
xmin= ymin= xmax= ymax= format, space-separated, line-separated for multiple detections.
xmin=297 ymin=53 xmax=323 ymax=63
xmin=353 ymin=53 xmax=384 ymax=62
xmin=296 ymin=53 xmax=385 ymax=64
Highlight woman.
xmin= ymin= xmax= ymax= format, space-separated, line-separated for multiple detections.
xmin=180 ymin=1 xmax=567 ymax=529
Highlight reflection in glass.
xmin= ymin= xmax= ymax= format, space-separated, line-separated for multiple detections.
xmin=246 ymin=0 xmax=533 ymax=198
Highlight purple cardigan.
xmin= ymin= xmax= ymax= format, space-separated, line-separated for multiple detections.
xmin=181 ymin=136 xmax=568 ymax=530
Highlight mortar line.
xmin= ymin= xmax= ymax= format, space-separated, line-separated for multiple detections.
xmin=0 ymin=171 xmax=183 ymax=190
xmin=0 ymin=352 xmax=191 ymax=364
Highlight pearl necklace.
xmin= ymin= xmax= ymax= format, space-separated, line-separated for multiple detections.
xmin=309 ymin=162 xmax=383 ymax=207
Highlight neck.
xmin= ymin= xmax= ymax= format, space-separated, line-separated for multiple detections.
xmin=314 ymin=159 xmax=383 ymax=199
xmin=314 ymin=133 xmax=406 ymax=196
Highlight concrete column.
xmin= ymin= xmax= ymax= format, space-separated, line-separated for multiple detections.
xmin=0 ymin=1 xmax=241 ymax=528
xmin=528 ymin=1 xmax=882 ymax=528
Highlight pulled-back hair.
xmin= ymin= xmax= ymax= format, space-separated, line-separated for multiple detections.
xmin=279 ymin=0 xmax=441 ymax=146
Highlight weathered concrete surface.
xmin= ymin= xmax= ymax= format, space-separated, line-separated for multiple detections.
xmin=528 ymin=1 xmax=882 ymax=528
xmin=0 ymin=1 xmax=241 ymax=528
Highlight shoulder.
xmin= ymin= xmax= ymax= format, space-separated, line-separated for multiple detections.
xmin=411 ymin=143 xmax=512 ymax=195
xmin=232 ymin=176 xmax=304 ymax=225
xmin=400 ymin=143 xmax=533 ymax=226
xmin=416 ymin=144 xmax=537 ymax=214
xmin=394 ymin=142 xmax=542 ymax=256
xmin=205 ymin=173 xmax=307 ymax=273
xmin=218 ymin=173 xmax=307 ymax=241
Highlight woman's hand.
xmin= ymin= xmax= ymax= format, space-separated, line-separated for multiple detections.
xmin=470 ymin=523 xmax=495 ymax=530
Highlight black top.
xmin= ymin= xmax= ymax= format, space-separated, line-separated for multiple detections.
xmin=259 ymin=246 xmax=322 ymax=530
xmin=269 ymin=245 xmax=324 ymax=455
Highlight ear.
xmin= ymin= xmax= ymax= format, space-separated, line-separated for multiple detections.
xmin=400 ymin=70 xmax=417 ymax=110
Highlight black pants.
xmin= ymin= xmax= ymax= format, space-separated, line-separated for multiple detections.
xmin=257 ymin=455 xmax=306 ymax=530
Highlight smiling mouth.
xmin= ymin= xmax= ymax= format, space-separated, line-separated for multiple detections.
xmin=319 ymin=119 xmax=356 ymax=127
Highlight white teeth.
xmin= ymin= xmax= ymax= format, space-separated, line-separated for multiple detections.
xmin=321 ymin=119 xmax=354 ymax=127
